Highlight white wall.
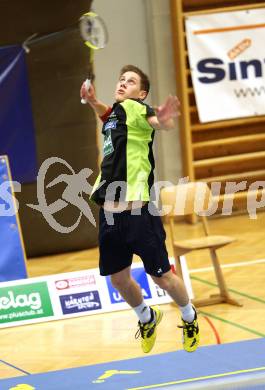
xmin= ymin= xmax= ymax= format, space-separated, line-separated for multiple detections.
xmin=92 ymin=0 xmax=182 ymax=183
xmin=92 ymin=0 xmax=151 ymax=105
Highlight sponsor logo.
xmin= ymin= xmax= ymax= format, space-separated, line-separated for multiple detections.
xmin=0 ymin=282 xmax=53 ymax=323
xmin=104 ymin=119 xmax=118 ymax=130
xmin=155 ymin=285 xmax=167 ymax=298
xmin=196 ymin=57 xmax=264 ymax=84
xmin=9 ymin=385 xmax=35 ymax=390
xmin=227 ymin=38 xmax=251 ymax=60
xmin=55 ymin=274 xmax=96 ymax=290
xmin=103 ymin=129 xmax=114 ymax=157
xmin=106 ymin=268 xmax=152 ymax=304
xmin=93 ymin=370 xmax=141 ymax=384
xmin=156 ymin=268 xmax=163 ymax=275
xmin=60 ymin=291 xmax=102 ymax=314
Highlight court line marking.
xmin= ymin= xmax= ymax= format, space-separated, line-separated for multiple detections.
xmin=0 ymin=359 xmax=30 ymax=376
xmin=127 ymin=366 xmax=265 ymax=390
xmin=189 ymin=258 xmax=265 ymax=274
xmin=202 ymin=316 xmax=221 ymax=344
xmin=191 ymin=275 xmax=265 ymax=305
xmin=199 ymin=310 xmax=265 ymax=338
xmin=191 ymin=275 xmax=265 ymax=337
xmin=1 ymin=259 xmax=263 ymax=381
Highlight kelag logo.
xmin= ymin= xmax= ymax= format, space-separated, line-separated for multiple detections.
xmin=106 ymin=268 xmax=151 ymax=304
xmin=0 ymin=282 xmax=53 ymax=323
xmin=60 ymin=291 xmax=102 ymax=314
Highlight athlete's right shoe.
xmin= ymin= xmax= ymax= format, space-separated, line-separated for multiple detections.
xmin=178 ymin=307 xmax=199 ymax=352
xmin=135 ymin=306 xmax=163 ymax=353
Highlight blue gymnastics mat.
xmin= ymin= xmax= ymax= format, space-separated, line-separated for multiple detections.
xmin=1 ymin=338 xmax=265 ymax=389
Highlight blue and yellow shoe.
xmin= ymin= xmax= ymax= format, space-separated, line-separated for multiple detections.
xmin=135 ymin=306 xmax=163 ymax=353
xmin=178 ymin=307 xmax=199 ymax=352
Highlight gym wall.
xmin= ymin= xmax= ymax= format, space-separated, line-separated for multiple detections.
xmin=0 ymin=0 xmax=99 ymax=257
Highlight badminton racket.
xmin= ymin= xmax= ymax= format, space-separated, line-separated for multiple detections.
xmin=80 ymin=12 xmax=108 ymax=104
xmin=22 ymin=11 xmax=108 ymax=104
xmin=23 ymin=11 xmax=108 ymax=53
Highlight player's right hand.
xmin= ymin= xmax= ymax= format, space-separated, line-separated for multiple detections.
xmin=80 ymin=81 xmax=97 ymax=105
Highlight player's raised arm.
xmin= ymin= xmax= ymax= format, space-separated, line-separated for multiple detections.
xmin=148 ymin=95 xmax=181 ymax=130
xmin=80 ymin=80 xmax=110 ymax=117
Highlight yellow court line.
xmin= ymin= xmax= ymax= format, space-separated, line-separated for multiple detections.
xmin=193 ymin=23 xmax=265 ymax=35
xmin=127 ymin=366 xmax=265 ymax=390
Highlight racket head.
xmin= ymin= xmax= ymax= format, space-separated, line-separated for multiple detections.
xmin=79 ymin=11 xmax=108 ymax=50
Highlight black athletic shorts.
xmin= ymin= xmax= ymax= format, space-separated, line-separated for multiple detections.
xmin=98 ymin=203 xmax=171 ymax=277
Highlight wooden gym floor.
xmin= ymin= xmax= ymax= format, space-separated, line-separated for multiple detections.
xmin=1 ymin=211 xmax=265 ymax=379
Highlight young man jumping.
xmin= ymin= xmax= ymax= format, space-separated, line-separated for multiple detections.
xmin=80 ymin=65 xmax=199 ymax=353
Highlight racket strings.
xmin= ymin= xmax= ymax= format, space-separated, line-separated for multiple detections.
xmin=80 ymin=16 xmax=108 ymax=49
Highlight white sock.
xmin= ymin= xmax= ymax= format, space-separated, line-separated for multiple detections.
xmin=179 ymin=302 xmax=195 ymax=323
xmin=133 ymin=301 xmax=152 ymax=324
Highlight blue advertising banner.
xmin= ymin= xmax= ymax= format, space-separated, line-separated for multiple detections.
xmin=106 ymin=268 xmax=152 ymax=304
xmin=0 ymin=45 xmax=37 ymax=183
xmin=0 ymin=156 xmax=27 ymax=281
xmin=59 ymin=291 xmax=102 ymax=314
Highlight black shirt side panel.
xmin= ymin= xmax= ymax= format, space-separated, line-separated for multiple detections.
xmin=92 ymin=103 xmax=128 ymax=204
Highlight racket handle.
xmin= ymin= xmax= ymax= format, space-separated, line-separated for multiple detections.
xmin=81 ymin=79 xmax=91 ymax=104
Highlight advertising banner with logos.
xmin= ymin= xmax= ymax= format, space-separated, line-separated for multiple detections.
xmin=185 ymin=8 xmax=265 ymax=122
xmin=0 ymin=260 xmax=188 ymax=329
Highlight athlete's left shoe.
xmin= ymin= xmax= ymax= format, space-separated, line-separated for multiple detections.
xmin=178 ymin=307 xmax=199 ymax=352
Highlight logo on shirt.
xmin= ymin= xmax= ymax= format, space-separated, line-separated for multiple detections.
xmin=103 ymin=129 xmax=114 ymax=157
xmin=104 ymin=119 xmax=118 ymax=131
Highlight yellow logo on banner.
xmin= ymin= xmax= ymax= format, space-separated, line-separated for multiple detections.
xmin=93 ymin=369 xmax=141 ymax=383
xmin=9 ymin=385 xmax=35 ymax=390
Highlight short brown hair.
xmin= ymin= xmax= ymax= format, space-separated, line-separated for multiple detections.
xmin=120 ymin=65 xmax=150 ymax=95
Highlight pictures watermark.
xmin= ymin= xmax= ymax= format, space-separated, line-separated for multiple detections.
xmin=1 ymin=157 xmax=265 ymax=233
xmin=27 ymin=157 xmax=98 ymax=233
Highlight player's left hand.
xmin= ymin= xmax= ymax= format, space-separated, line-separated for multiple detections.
xmin=155 ymin=95 xmax=181 ymax=127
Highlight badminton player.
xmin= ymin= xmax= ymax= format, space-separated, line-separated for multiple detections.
xmin=80 ymin=65 xmax=199 ymax=353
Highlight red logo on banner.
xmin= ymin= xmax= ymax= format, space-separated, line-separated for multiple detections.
xmin=55 ymin=275 xmax=96 ymax=290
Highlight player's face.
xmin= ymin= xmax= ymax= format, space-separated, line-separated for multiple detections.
xmin=115 ymin=71 xmax=147 ymax=102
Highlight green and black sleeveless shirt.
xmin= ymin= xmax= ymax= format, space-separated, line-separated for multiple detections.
xmin=91 ymin=98 xmax=156 ymax=205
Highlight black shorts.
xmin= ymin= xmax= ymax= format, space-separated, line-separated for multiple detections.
xmin=98 ymin=203 xmax=171 ymax=277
